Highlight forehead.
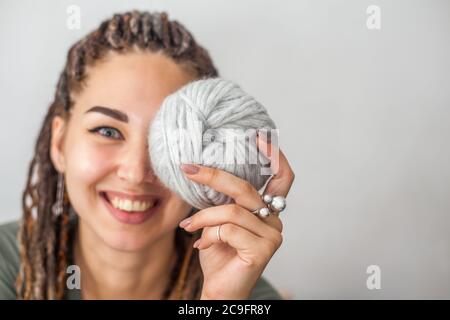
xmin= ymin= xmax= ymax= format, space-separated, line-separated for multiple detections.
xmin=72 ymin=50 xmax=195 ymax=121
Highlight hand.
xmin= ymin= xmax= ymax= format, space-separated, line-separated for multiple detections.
xmin=178 ymin=135 xmax=295 ymax=299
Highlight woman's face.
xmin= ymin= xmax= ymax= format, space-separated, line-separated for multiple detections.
xmin=51 ymin=50 xmax=195 ymax=251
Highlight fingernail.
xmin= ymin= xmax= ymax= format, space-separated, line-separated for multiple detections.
xmin=181 ymin=164 xmax=199 ymax=175
xmin=179 ymin=217 xmax=192 ymax=228
xmin=193 ymin=239 xmax=201 ymax=248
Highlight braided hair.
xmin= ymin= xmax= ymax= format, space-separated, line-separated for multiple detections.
xmin=16 ymin=10 xmax=218 ymax=300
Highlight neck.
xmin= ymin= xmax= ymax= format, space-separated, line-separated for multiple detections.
xmin=73 ymin=221 xmax=177 ymax=300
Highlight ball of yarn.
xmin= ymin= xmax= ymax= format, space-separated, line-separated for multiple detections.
xmin=149 ymin=78 xmax=276 ymax=209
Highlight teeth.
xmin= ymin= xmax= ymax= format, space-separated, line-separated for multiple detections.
xmin=109 ymin=195 xmax=153 ymax=212
xmin=124 ymin=199 xmax=132 ymax=211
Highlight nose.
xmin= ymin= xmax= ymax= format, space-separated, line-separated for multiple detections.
xmin=116 ymin=138 xmax=157 ymax=185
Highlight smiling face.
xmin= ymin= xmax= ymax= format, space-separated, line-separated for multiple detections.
xmin=50 ymin=49 xmax=196 ymax=251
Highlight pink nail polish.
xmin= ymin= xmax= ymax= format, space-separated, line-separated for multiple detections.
xmin=193 ymin=239 xmax=201 ymax=248
xmin=181 ymin=164 xmax=199 ymax=175
xmin=179 ymin=217 xmax=192 ymax=228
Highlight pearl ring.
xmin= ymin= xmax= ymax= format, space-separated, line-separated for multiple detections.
xmin=251 ymin=194 xmax=287 ymax=218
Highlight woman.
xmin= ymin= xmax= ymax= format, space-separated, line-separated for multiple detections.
xmin=0 ymin=10 xmax=294 ymax=300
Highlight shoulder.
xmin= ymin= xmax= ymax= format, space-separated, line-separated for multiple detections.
xmin=0 ymin=220 xmax=20 ymax=300
xmin=249 ymin=276 xmax=283 ymax=300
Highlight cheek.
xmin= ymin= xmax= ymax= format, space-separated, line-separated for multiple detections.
xmin=163 ymin=193 xmax=193 ymax=222
xmin=64 ymin=135 xmax=118 ymax=200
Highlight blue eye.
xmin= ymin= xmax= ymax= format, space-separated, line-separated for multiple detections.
xmin=89 ymin=127 xmax=123 ymax=140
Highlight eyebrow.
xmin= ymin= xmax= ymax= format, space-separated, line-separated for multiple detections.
xmin=84 ymin=106 xmax=129 ymax=123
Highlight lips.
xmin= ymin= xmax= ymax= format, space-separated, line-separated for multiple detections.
xmin=103 ymin=190 xmax=159 ymax=203
xmin=99 ymin=191 xmax=160 ymax=225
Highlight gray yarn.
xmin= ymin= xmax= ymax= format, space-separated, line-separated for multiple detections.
xmin=149 ymin=78 xmax=276 ymax=209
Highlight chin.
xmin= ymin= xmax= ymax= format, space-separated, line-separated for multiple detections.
xmin=102 ymin=228 xmax=159 ymax=252
xmin=96 ymin=212 xmax=172 ymax=252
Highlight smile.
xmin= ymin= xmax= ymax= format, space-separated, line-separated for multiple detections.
xmin=99 ymin=190 xmax=161 ymax=225
xmin=111 ymin=197 xmax=154 ymax=212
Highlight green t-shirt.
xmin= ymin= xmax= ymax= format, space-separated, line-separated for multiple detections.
xmin=0 ymin=220 xmax=282 ymax=300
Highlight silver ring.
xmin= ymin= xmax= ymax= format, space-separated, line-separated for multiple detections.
xmin=217 ymin=225 xmax=222 ymax=242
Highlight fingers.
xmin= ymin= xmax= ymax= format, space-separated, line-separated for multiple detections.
xmin=195 ymin=224 xmax=282 ymax=266
xmin=180 ymin=203 xmax=283 ymax=236
xmin=196 ymin=224 xmax=259 ymax=251
xmin=180 ymin=162 xmax=285 ymax=232
xmin=256 ymin=134 xmax=295 ymax=197
xmin=181 ymin=163 xmax=266 ymax=214
xmin=180 ymin=133 xmax=294 ymax=233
